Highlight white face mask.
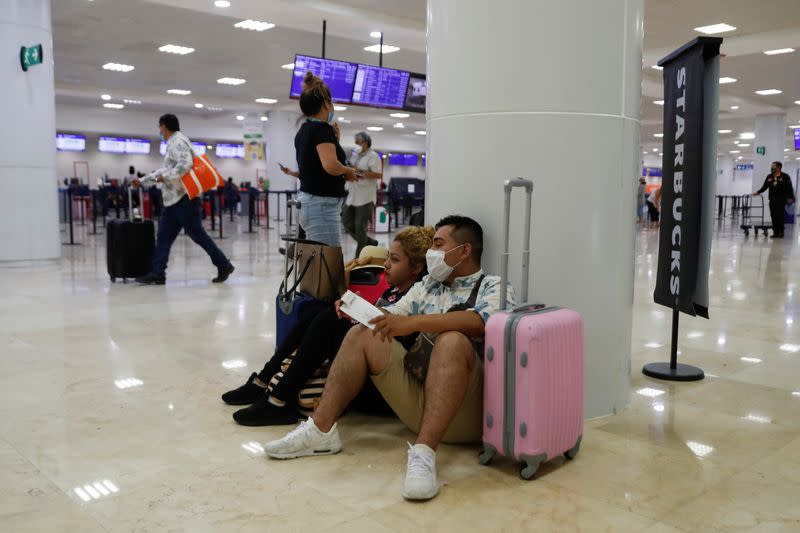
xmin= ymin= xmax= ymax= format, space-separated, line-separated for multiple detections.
xmin=426 ymin=244 xmax=465 ymax=282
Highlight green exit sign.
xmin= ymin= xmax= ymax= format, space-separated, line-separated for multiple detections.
xmin=20 ymin=44 xmax=44 ymax=72
xmin=756 ymin=146 xmax=766 ymax=155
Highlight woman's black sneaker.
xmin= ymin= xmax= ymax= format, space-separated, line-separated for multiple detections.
xmin=221 ymin=373 xmax=266 ymax=405
xmin=232 ymin=395 xmax=299 ymax=426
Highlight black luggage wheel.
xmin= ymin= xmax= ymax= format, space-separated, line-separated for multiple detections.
xmin=110 ymin=276 xmax=116 ymax=282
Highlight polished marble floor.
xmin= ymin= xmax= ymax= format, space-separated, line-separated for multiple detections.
xmin=1 ymin=214 xmax=799 ymax=532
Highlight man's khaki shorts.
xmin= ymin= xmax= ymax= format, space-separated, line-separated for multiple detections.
xmin=369 ymin=339 xmax=483 ymax=444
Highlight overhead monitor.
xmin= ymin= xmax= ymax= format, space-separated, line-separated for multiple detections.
xmin=98 ymin=136 xmax=127 ymax=154
xmin=388 ymin=153 xmax=419 ymax=166
xmin=159 ymin=141 xmax=206 ymax=156
xmin=794 ymin=128 xmax=800 ymax=150
xmin=403 ymin=73 xmax=427 ymax=113
xmin=56 ymin=133 xmax=86 ymax=152
xmin=352 ymin=64 xmax=410 ymax=109
xmin=125 ymin=138 xmax=151 ymax=155
xmin=216 ymin=143 xmax=244 ymax=159
xmin=290 ymin=55 xmax=358 ymax=103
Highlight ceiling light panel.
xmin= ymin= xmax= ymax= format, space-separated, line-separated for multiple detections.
xmin=366 ymin=126 xmax=383 ymax=131
xmin=364 ymin=44 xmax=400 ymax=54
xmin=103 ymin=103 xmax=124 ymax=109
xmin=123 ymin=99 xmax=141 ymax=104
xmin=694 ymin=23 xmax=736 ymax=35
xmin=255 ymin=98 xmax=277 ymax=104
xmin=763 ymin=48 xmax=795 ymax=55
xmin=214 ymin=1 xmax=230 ymax=7
xmin=102 ymin=62 xmax=134 ymax=72
xmin=217 ymin=77 xmax=246 ymax=85
xmin=167 ymin=89 xmax=191 ymax=95
xmin=158 ymin=44 xmax=195 ymax=55
xmin=234 ymin=19 xmax=275 ymax=31
xmin=281 ymin=63 xmax=295 ymax=70
xmin=755 ymin=89 xmax=782 ymax=96
xmin=719 ymin=77 xmax=737 ymax=84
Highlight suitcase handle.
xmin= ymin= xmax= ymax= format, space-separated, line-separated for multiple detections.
xmin=500 ymin=178 xmax=533 ymax=310
xmin=127 ymin=186 xmax=145 ymax=222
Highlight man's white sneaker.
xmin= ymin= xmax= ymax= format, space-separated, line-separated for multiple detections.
xmin=402 ymin=443 xmax=439 ymax=501
xmin=263 ymin=417 xmax=342 ymax=459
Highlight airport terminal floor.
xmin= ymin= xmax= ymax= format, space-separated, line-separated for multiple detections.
xmin=1 ymin=218 xmax=799 ymax=532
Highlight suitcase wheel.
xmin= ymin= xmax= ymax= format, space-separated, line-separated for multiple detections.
xmin=110 ymin=276 xmax=116 ymax=282
xmin=520 ymin=462 xmax=540 ymax=480
xmin=564 ymin=435 xmax=582 ymax=460
xmin=478 ymin=448 xmax=495 ymax=466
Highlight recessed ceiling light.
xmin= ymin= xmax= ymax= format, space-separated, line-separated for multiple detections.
xmin=234 ymin=19 xmax=275 ymax=31
xmin=740 ymin=356 xmax=762 ymax=363
xmin=738 ymin=156 xmax=744 ymax=160
xmin=764 ymin=48 xmax=795 ymax=55
xmin=102 ymin=62 xmax=135 ymax=72
xmin=260 ymin=116 xmax=268 ymax=122
xmin=370 ymin=31 xmax=383 ymax=38
xmin=694 ymin=23 xmax=736 ymax=35
xmin=739 ymin=132 xmax=756 ymax=139
xmin=653 ymin=100 xmax=664 ymax=106
xmin=158 ymin=44 xmax=195 ymax=55
xmin=785 ymin=148 xmax=791 ymax=152
xmin=214 ymin=0 xmax=230 ymax=7
xmin=334 ymin=105 xmax=347 ymax=111
xmin=217 ymin=77 xmax=246 ymax=86
xmin=390 ymin=112 xmax=410 ymax=118
xmin=651 ymin=65 xmax=663 ymax=71
xmin=103 ymin=103 xmax=124 ymax=109
xmin=734 ymin=140 xmax=740 ymax=144
xmin=236 ymin=115 xmax=244 ymax=121
xmin=729 ymin=150 xmax=741 ymax=154
xmin=167 ymin=89 xmax=191 ymax=95
xmin=654 ymin=133 xmax=664 ymax=138
xmin=719 ymin=77 xmax=737 ymax=84
xmin=718 ymin=129 xmax=732 ymax=134
xmin=796 ymin=101 xmax=800 ymax=105
xmin=730 ymin=105 xmax=739 ymax=110
xmin=659 ymin=152 xmax=663 ymax=156
xmin=281 ymin=63 xmax=295 ymax=70
xmin=194 ymin=103 xmax=204 ymax=108
xmin=366 ymin=126 xmax=383 ymax=131
xmin=414 ymin=130 xmax=427 ymax=136
xmin=207 ymin=106 xmax=223 ymax=111
xmin=364 ymin=44 xmax=400 ymax=54
xmin=755 ymin=89 xmax=782 ymax=96
xmin=206 ymin=145 xmax=213 ymax=150
xmin=101 ymin=94 xmax=111 ymax=100
xmin=255 ymin=98 xmax=277 ymax=104
xmin=738 ymin=143 xmax=750 ymax=147
xmin=123 ymin=99 xmax=141 ymax=105
xmin=393 ymin=122 xmax=405 ymax=128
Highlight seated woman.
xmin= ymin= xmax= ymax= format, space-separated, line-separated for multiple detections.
xmin=222 ymin=225 xmax=434 ymax=426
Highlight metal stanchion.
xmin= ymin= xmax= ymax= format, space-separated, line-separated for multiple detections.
xmin=210 ymin=194 xmax=216 ymax=232
xmin=89 ymin=190 xmax=99 ymax=235
xmin=217 ymin=190 xmax=226 ymax=239
xmin=245 ymin=190 xmax=256 ymax=233
xmin=63 ymin=187 xmax=79 ymax=246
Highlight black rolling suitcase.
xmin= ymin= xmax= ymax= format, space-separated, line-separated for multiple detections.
xmin=107 ymin=188 xmax=155 ymax=282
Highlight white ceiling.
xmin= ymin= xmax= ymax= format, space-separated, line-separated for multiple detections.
xmin=52 ymin=0 xmax=800 ymax=160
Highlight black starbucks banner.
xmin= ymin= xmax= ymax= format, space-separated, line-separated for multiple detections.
xmin=654 ymin=37 xmax=721 ymax=318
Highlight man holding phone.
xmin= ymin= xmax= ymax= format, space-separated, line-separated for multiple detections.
xmin=342 ymin=132 xmax=382 ymax=257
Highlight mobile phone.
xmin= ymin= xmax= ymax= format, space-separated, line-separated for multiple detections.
xmin=278 ymin=163 xmax=287 ymax=171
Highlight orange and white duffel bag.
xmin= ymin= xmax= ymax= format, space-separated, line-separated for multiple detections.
xmin=180 ymin=154 xmax=224 ymax=199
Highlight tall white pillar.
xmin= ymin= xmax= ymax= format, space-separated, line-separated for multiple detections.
xmin=753 ymin=114 xmax=787 ymax=225
xmin=0 ymin=0 xmax=59 ymax=261
xmin=716 ymin=156 xmax=735 ymax=196
xmin=265 ymin=110 xmax=302 ymax=216
xmin=427 ymin=0 xmax=644 ymax=418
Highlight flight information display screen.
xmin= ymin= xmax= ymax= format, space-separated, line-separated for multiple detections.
xmin=290 ymin=55 xmax=358 ymax=103
xmin=404 ymin=73 xmax=427 ymax=113
xmin=56 ymin=133 xmax=86 ymax=152
xmin=125 ymin=138 xmax=151 ymax=155
xmin=352 ymin=64 xmax=410 ymax=109
xmin=216 ymin=143 xmax=244 ymax=159
xmin=98 ymin=137 xmax=126 ymax=154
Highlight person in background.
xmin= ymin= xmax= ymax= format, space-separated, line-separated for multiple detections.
xmin=342 ymin=132 xmax=382 ymax=257
xmin=221 ymin=226 xmax=434 ymax=426
xmin=132 ymin=114 xmax=234 ymax=285
xmin=753 ymin=161 xmax=795 ymax=239
xmin=223 ymin=177 xmax=240 ymax=219
xmin=263 ymin=215 xmax=515 ymax=502
xmin=646 ymin=186 xmax=661 ymax=226
xmin=288 ymin=71 xmax=357 ymax=247
xmin=637 ymin=177 xmax=647 ymax=223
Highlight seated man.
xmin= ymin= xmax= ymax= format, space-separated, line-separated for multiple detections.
xmin=264 ymin=215 xmax=515 ymax=502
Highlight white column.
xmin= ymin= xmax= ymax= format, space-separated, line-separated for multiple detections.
xmin=716 ymin=156 xmax=735 ymax=196
xmin=265 ymin=110 xmax=302 ymax=217
xmin=753 ymin=114 xmax=787 ymax=225
xmin=427 ymin=0 xmax=644 ymax=418
xmin=0 ymin=0 xmax=59 ymax=261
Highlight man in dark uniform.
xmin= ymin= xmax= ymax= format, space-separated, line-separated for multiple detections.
xmin=753 ymin=161 xmax=796 ymax=238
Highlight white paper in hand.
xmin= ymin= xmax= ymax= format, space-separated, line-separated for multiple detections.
xmin=340 ymin=290 xmax=384 ymax=330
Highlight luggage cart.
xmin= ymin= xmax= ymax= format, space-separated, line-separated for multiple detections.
xmin=741 ymin=194 xmax=770 ymax=236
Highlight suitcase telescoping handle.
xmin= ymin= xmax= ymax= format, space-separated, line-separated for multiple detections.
xmin=127 ymin=186 xmax=145 ymax=222
xmin=500 ymin=178 xmax=533 ymax=311
xmin=282 ymin=198 xmax=302 ymax=298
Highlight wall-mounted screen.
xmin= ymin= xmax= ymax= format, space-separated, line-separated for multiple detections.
xmin=216 ymin=143 xmax=244 ymax=159
xmin=388 ymin=153 xmax=419 ymax=166
xmin=125 ymin=138 xmax=151 ymax=155
xmin=794 ymin=128 xmax=800 ymax=150
xmin=56 ymin=133 xmax=86 ymax=152
xmin=404 ymin=73 xmax=427 ymax=113
xmin=290 ymin=55 xmax=358 ymax=103
xmin=352 ymin=64 xmax=410 ymax=109
xmin=159 ymin=141 xmax=206 ymax=156
xmin=98 ymin=136 xmax=127 ymax=154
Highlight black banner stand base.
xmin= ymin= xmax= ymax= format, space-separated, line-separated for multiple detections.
xmin=642 ymin=362 xmax=704 ymax=382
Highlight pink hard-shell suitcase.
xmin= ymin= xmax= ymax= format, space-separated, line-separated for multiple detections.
xmin=479 ymin=178 xmax=584 ymax=479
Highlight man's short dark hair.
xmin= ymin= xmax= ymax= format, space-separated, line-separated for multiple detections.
xmin=159 ymin=114 xmax=180 ymax=132
xmin=435 ymin=215 xmax=483 ymax=261
xmin=773 ymin=161 xmax=782 ymax=169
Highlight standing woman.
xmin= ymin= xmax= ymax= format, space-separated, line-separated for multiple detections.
xmin=290 ymin=72 xmax=357 ymax=246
